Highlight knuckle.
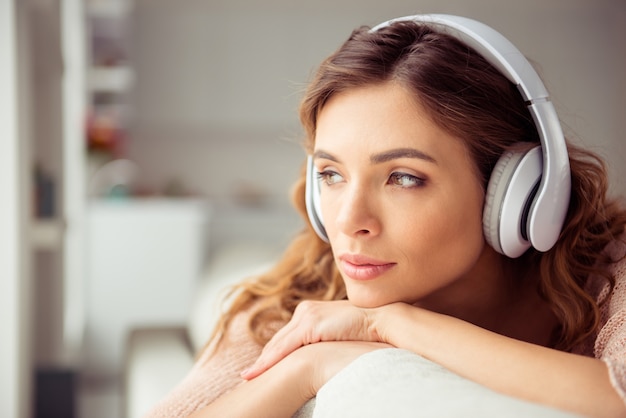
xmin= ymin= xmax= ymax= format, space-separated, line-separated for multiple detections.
xmin=295 ymin=300 xmax=319 ymax=317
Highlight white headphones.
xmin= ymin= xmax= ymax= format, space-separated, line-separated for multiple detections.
xmin=305 ymin=14 xmax=571 ymax=258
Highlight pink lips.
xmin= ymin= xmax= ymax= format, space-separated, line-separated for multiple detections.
xmin=339 ymin=254 xmax=396 ymax=281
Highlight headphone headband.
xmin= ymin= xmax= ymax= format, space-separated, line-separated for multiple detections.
xmin=371 ymin=15 xmax=571 ymax=252
xmin=372 ymin=15 xmax=548 ymax=101
xmin=306 ymin=14 xmax=571 ymax=255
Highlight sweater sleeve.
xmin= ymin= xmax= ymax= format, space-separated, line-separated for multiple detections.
xmin=595 ymin=250 xmax=626 ymax=403
xmin=141 ymin=309 xmax=265 ymax=418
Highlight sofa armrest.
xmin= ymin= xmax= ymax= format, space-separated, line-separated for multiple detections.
xmin=124 ymin=327 xmax=195 ymax=418
xmin=312 ymin=348 xmax=578 ymax=418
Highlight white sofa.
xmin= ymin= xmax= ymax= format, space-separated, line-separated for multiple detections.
xmin=123 ymin=241 xmax=281 ymax=418
xmin=124 ymin=242 xmax=581 ymax=418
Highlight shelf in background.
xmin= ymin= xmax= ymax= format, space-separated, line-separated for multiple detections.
xmin=88 ymin=66 xmax=134 ymax=93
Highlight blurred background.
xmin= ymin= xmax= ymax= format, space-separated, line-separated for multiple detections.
xmin=1 ymin=0 xmax=625 ymax=417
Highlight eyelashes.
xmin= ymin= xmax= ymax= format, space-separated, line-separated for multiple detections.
xmin=317 ymin=170 xmax=344 ymax=186
xmin=317 ymin=169 xmax=426 ymax=189
xmin=388 ymin=172 xmax=426 ymax=188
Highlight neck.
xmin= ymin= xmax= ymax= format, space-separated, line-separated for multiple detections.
xmin=414 ymin=245 xmax=558 ymax=346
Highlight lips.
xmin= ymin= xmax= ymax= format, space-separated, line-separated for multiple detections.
xmin=338 ymin=254 xmax=396 ymax=281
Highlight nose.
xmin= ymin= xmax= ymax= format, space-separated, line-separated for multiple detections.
xmin=332 ymin=182 xmax=381 ymax=239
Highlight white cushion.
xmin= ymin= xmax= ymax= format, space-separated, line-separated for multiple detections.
xmin=125 ymin=328 xmax=195 ymax=418
xmin=312 ymin=348 xmax=580 ymax=418
xmin=187 ymin=242 xmax=281 ymax=353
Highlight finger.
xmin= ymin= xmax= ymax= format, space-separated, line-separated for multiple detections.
xmin=241 ymin=341 xmax=299 ymax=379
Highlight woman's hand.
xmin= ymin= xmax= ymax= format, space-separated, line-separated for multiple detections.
xmin=242 ymin=300 xmax=385 ymax=380
xmin=289 ymin=341 xmax=391 ymax=397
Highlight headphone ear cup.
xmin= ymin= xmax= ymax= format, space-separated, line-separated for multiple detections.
xmin=305 ymin=156 xmax=329 ymax=242
xmin=483 ymin=145 xmax=543 ymax=258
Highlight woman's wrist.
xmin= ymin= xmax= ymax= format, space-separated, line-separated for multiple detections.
xmin=370 ymin=302 xmax=443 ymax=359
xmin=280 ymin=346 xmax=320 ymax=401
xmin=369 ymin=302 xmax=414 ymax=345
xmin=291 ymin=341 xmax=390 ymax=396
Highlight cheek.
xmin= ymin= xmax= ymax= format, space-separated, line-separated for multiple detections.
xmin=397 ymin=190 xmax=485 ymax=269
xmin=399 ymin=214 xmax=483 ymax=256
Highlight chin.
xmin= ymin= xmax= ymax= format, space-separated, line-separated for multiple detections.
xmin=346 ymin=291 xmax=394 ymax=309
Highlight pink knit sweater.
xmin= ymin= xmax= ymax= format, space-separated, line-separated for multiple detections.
xmin=144 ymin=244 xmax=626 ymax=417
xmin=141 ymin=310 xmax=268 ymax=417
xmin=571 ymin=237 xmax=626 ymax=401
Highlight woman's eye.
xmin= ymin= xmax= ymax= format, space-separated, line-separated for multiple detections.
xmin=317 ymin=170 xmax=344 ymax=186
xmin=388 ymin=172 xmax=425 ymax=188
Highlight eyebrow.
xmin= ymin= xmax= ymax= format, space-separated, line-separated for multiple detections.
xmin=313 ymin=148 xmax=437 ymax=164
xmin=370 ymin=148 xmax=437 ymax=164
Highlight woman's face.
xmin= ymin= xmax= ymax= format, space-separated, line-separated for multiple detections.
xmin=313 ymin=82 xmax=498 ymax=310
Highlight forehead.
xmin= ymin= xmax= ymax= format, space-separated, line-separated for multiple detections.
xmin=314 ymin=83 xmax=472 ymax=168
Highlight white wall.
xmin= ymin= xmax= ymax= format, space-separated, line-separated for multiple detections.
xmin=126 ymin=0 xmax=626 ymax=205
xmin=0 ymin=1 xmax=33 ymax=417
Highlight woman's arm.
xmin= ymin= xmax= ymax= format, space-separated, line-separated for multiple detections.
xmin=189 ymin=341 xmax=388 ymax=418
xmin=375 ymin=303 xmax=625 ymax=418
xmin=244 ymin=301 xmax=626 ymax=418
xmin=188 ymin=346 xmax=310 ymax=418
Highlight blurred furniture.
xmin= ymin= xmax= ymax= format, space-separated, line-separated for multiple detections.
xmin=123 ymin=241 xmax=280 ymax=418
xmin=84 ymin=198 xmax=210 ymax=379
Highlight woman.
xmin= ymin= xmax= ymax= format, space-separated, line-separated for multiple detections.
xmin=146 ymin=15 xmax=626 ymax=418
